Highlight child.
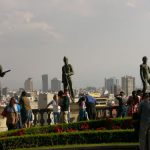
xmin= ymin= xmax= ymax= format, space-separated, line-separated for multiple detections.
xmin=78 ymin=96 xmax=88 ymax=121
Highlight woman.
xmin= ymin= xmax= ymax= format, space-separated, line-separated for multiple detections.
xmin=3 ymin=97 xmax=18 ymax=130
xmin=78 ymin=96 xmax=88 ymax=121
xmin=20 ymin=91 xmax=32 ymax=128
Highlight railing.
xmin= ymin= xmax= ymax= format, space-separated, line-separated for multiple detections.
xmin=96 ymin=105 xmax=119 ymax=118
xmin=32 ymin=105 xmax=119 ymax=126
xmin=32 ymin=108 xmax=52 ymax=126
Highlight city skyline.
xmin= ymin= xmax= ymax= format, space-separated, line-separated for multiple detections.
xmin=0 ymin=0 xmax=149 ymax=89
xmin=0 ymin=74 xmax=141 ymax=91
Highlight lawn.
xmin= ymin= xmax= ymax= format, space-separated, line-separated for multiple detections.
xmin=15 ymin=143 xmax=139 ymax=150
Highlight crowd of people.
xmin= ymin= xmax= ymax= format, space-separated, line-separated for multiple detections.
xmin=115 ymin=90 xmax=142 ymax=118
xmin=115 ymin=90 xmax=150 ymax=150
xmin=45 ymin=90 xmax=96 ymax=124
xmin=1 ymin=91 xmax=33 ymax=130
xmin=1 ymin=88 xmax=150 ymax=149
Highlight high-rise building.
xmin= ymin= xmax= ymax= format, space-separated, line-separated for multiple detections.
xmin=121 ymin=75 xmax=135 ymax=96
xmin=51 ymin=78 xmax=61 ymax=92
xmin=2 ymin=87 xmax=8 ymax=96
xmin=42 ymin=74 xmax=48 ymax=92
xmin=105 ymin=77 xmax=120 ymax=95
xmin=24 ymin=78 xmax=33 ymax=92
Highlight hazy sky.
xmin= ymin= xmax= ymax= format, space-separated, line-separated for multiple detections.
xmin=0 ymin=0 xmax=150 ymax=90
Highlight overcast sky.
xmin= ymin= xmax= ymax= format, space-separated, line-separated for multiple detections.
xmin=0 ymin=0 xmax=150 ymax=90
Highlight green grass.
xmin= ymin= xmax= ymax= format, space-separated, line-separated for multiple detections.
xmin=15 ymin=143 xmax=139 ymax=150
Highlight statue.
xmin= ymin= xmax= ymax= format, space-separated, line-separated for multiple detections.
xmin=140 ymin=56 xmax=150 ymax=94
xmin=62 ymin=56 xmax=75 ymax=101
xmin=0 ymin=65 xmax=5 ymax=77
xmin=0 ymin=65 xmax=11 ymax=77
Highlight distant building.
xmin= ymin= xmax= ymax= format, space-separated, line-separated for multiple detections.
xmin=121 ymin=75 xmax=135 ymax=96
xmin=105 ymin=77 xmax=120 ymax=95
xmin=42 ymin=74 xmax=48 ymax=92
xmin=2 ymin=87 xmax=8 ymax=96
xmin=24 ymin=78 xmax=33 ymax=92
xmin=51 ymin=78 xmax=61 ymax=92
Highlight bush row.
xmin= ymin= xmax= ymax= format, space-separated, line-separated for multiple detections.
xmin=0 ymin=117 xmax=133 ymax=138
xmin=0 ymin=129 xmax=137 ymax=150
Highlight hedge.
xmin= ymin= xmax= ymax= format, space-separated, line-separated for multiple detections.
xmin=0 ymin=117 xmax=134 ymax=138
xmin=0 ymin=129 xmax=137 ymax=150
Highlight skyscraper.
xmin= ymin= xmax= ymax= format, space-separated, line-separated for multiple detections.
xmin=2 ymin=87 xmax=8 ymax=96
xmin=51 ymin=78 xmax=61 ymax=92
xmin=42 ymin=74 xmax=48 ymax=92
xmin=121 ymin=76 xmax=135 ymax=96
xmin=105 ymin=77 xmax=120 ymax=95
xmin=24 ymin=78 xmax=33 ymax=92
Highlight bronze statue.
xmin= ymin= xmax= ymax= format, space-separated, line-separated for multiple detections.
xmin=140 ymin=56 xmax=150 ymax=94
xmin=0 ymin=65 xmax=5 ymax=77
xmin=0 ymin=65 xmax=11 ymax=77
xmin=62 ymin=56 xmax=75 ymax=101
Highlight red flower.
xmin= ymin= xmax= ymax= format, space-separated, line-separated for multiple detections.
xmin=54 ymin=125 xmax=63 ymax=133
xmin=80 ymin=123 xmax=89 ymax=130
xmin=13 ymin=129 xmax=25 ymax=136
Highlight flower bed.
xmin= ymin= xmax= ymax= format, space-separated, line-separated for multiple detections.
xmin=0 ymin=117 xmax=133 ymax=138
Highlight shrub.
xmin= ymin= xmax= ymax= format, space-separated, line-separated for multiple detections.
xmin=0 ymin=117 xmax=133 ymax=138
xmin=0 ymin=129 xmax=136 ymax=149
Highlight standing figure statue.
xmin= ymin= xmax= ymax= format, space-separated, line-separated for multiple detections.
xmin=62 ymin=56 xmax=75 ymax=102
xmin=0 ymin=65 xmax=6 ymax=77
xmin=140 ymin=56 xmax=150 ymax=94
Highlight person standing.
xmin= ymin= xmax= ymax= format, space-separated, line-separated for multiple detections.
xmin=138 ymin=93 xmax=150 ymax=150
xmin=46 ymin=94 xmax=60 ymax=124
xmin=84 ymin=93 xmax=96 ymax=120
xmin=58 ymin=90 xmax=69 ymax=124
xmin=19 ymin=91 xmax=32 ymax=128
xmin=2 ymin=97 xmax=18 ymax=130
xmin=78 ymin=96 xmax=88 ymax=121
xmin=116 ymin=91 xmax=127 ymax=118
xmin=127 ymin=91 xmax=140 ymax=116
xmin=64 ymin=89 xmax=71 ymax=123
xmin=62 ymin=56 xmax=75 ymax=102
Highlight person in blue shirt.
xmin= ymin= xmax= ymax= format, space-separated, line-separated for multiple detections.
xmin=14 ymin=96 xmax=23 ymax=129
xmin=84 ymin=93 xmax=96 ymax=120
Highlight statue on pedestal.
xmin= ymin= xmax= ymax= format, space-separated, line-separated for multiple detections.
xmin=140 ymin=56 xmax=150 ymax=94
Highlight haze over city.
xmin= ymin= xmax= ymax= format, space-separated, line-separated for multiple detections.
xmin=0 ymin=0 xmax=150 ymax=90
